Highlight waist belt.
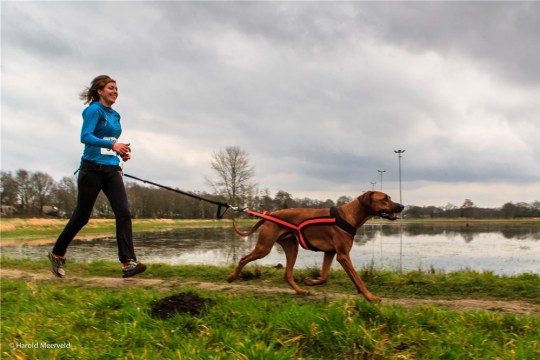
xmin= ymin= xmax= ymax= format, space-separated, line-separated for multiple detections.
xmin=80 ymin=160 xmax=122 ymax=172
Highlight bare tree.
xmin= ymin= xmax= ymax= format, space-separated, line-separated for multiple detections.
xmin=31 ymin=171 xmax=55 ymax=214
xmin=1 ymin=171 xmax=19 ymax=205
xmin=15 ymin=169 xmax=32 ymax=214
xmin=207 ymin=146 xmax=256 ymax=207
xmin=274 ymin=190 xmax=295 ymax=209
xmin=53 ymin=176 xmax=77 ymax=216
xmin=336 ymin=195 xmax=353 ymax=206
xmin=460 ymin=198 xmax=476 ymax=218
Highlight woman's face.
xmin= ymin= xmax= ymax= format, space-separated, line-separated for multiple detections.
xmin=98 ymin=81 xmax=118 ymax=107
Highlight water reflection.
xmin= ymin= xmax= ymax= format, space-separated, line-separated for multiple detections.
xmin=358 ymin=222 xmax=540 ymax=242
xmin=3 ymin=223 xmax=539 ymax=275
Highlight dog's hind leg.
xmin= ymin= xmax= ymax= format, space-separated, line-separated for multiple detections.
xmin=227 ymin=242 xmax=272 ymax=283
xmin=277 ymin=237 xmax=308 ymax=295
xmin=304 ymin=251 xmax=336 ymax=286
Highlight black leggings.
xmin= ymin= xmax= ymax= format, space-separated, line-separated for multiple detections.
xmin=52 ymin=162 xmax=136 ymax=263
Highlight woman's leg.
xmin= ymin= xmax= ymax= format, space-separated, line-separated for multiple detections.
xmin=102 ymin=170 xmax=136 ymax=263
xmin=52 ymin=169 xmax=102 ymax=256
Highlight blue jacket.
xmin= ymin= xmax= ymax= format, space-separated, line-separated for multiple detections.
xmin=80 ymin=102 xmax=122 ymax=166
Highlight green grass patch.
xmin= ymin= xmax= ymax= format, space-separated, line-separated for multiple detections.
xmin=1 ymin=277 xmax=539 ymax=359
xmin=3 ymin=258 xmax=540 ymax=304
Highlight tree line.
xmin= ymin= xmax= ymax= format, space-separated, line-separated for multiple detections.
xmin=1 ymin=142 xmax=539 ymax=220
xmin=0 ymin=168 xmax=341 ymax=219
xmin=2 ymin=168 xmax=539 ymax=219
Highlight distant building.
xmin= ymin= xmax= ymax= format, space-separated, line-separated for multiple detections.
xmin=1 ymin=205 xmax=17 ymax=217
xmin=42 ymin=205 xmax=59 ymax=215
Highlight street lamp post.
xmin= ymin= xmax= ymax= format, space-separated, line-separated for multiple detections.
xmin=370 ymin=182 xmax=377 ymax=191
xmin=394 ymin=150 xmax=405 ymax=206
xmin=394 ymin=149 xmax=405 ymax=272
xmin=377 ymin=170 xmax=386 ymax=191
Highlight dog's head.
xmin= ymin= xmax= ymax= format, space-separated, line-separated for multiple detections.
xmin=358 ymin=191 xmax=404 ymax=221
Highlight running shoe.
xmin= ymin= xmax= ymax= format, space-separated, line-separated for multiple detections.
xmin=122 ymin=260 xmax=147 ymax=278
xmin=48 ymin=252 xmax=66 ymax=278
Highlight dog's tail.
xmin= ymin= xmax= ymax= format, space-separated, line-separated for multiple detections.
xmin=232 ymin=218 xmax=265 ymax=236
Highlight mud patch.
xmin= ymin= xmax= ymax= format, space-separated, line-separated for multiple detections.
xmin=151 ymin=292 xmax=215 ymax=319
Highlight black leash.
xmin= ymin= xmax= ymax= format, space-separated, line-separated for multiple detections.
xmin=123 ymin=173 xmax=233 ymax=219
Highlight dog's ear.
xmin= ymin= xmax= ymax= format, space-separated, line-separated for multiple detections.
xmin=359 ymin=191 xmax=373 ymax=207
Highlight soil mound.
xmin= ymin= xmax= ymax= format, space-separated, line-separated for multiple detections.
xmin=151 ymin=292 xmax=215 ymax=319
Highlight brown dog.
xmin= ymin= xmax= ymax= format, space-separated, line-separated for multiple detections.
xmin=228 ymin=191 xmax=404 ymax=302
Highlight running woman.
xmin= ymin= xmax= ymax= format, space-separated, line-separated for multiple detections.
xmin=49 ymin=75 xmax=146 ymax=278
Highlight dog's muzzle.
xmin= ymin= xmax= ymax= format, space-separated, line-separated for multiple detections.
xmin=379 ymin=204 xmax=404 ymax=221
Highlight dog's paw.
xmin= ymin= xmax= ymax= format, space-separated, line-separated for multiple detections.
xmin=303 ymin=277 xmax=325 ymax=286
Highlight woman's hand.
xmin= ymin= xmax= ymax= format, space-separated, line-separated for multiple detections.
xmin=112 ymin=142 xmax=132 ymax=161
xmin=112 ymin=142 xmax=130 ymax=155
xmin=121 ymin=152 xmax=131 ymax=162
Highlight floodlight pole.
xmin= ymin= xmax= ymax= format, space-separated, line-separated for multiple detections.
xmin=394 ymin=149 xmax=405 ymax=272
xmin=394 ymin=150 xmax=405 ymax=206
xmin=377 ymin=170 xmax=386 ymax=191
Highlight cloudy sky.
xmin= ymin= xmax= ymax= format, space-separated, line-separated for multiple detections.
xmin=2 ymin=1 xmax=539 ymax=208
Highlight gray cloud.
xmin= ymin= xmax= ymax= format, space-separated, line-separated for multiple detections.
xmin=360 ymin=2 xmax=540 ymax=85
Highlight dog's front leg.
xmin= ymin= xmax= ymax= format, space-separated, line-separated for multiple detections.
xmin=304 ymin=251 xmax=335 ymax=286
xmin=336 ymin=252 xmax=381 ymax=303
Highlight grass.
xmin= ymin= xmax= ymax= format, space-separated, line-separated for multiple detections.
xmin=1 ymin=271 xmax=539 ymax=359
xmin=2 ymin=258 xmax=540 ymax=304
xmin=2 ymin=258 xmax=539 ymax=304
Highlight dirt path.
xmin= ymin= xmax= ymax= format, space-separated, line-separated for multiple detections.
xmin=2 ymin=268 xmax=538 ymax=315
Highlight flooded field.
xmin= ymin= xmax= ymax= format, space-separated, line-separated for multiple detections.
xmin=3 ymin=222 xmax=539 ymax=275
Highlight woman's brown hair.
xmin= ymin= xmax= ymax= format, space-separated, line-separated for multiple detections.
xmin=80 ymin=75 xmax=116 ymax=104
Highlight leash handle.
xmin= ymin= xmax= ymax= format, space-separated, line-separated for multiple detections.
xmin=216 ymin=204 xmax=230 ymax=219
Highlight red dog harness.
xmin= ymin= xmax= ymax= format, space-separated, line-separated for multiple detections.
xmin=245 ymin=207 xmax=356 ymax=252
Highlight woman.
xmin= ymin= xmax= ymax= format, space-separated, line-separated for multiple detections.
xmin=49 ymin=75 xmax=146 ymax=278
